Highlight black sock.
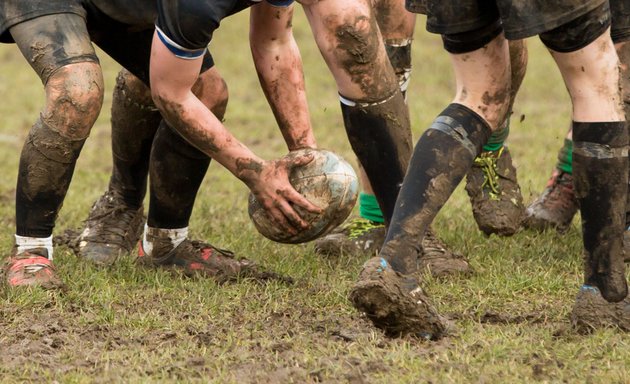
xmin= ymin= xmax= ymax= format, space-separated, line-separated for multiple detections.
xmin=381 ymin=103 xmax=491 ymax=274
xmin=573 ymin=121 xmax=628 ymax=302
xmin=340 ymin=91 xmax=412 ymax=225
xmin=147 ymin=121 xmax=210 ymax=229
xmin=108 ymin=73 xmax=162 ymax=209
xmin=16 ymin=120 xmax=85 ymax=237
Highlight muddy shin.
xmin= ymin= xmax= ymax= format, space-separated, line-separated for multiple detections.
xmin=16 ymin=120 xmax=86 ymax=237
xmin=148 ymin=121 xmax=211 ymax=228
xmin=340 ymin=91 xmax=412 ymax=225
xmin=109 ymin=70 xmax=162 ymax=209
xmin=573 ymin=121 xmax=628 ymax=302
xmin=380 ymin=103 xmax=491 ymax=274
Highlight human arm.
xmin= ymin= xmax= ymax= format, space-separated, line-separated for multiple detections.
xmin=250 ymin=2 xmax=316 ymax=151
xmin=149 ymin=30 xmax=320 ymax=233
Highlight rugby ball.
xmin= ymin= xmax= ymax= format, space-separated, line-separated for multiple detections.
xmin=248 ymin=148 xmax=359 ymax=244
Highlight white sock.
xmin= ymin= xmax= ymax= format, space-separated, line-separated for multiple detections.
xmin=142 ymin=224 xmax=188 ymax=257
xmin=14 ymin=235 xmax=54 ymax=260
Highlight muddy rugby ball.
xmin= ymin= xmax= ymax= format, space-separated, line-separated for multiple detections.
xmin=248 ymin=148 xmax=359 ymax=244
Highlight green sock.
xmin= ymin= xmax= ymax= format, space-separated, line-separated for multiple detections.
xmin=359 ymin=192 xmax=384 ymax=224
xmin=482 ymin=121 xmax=509 ymax=152
xmin=556 ymin=138 xmax=573 ymax=174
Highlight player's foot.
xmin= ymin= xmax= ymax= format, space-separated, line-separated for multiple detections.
xmin=77 ymin=189 xmax=145 ymax=266
xmin=624 ymin=225 xmax=630 ymax=263
xmin=418 ymin=230 xmax=471 ymax=278
xmin=571 ymin=285 xmax=630 ymax=333
xmin=349 ymin=257 xmax=447 ymax=339
xmin=313 ymin=218 xmax=385 ymax=257
xmin=523 ymin=170 xmax=578 ymax=233
xmin=3 ymin=248 xmax=64 ymax=289
xmin=465 ymin=146 xmax=524 ymax=236
xmin=137 ymin=239 xmax=290 ymax=283
xmin=314 ymin=219 xmax=466 ymax=274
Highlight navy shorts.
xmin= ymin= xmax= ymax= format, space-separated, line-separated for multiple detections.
xmin=407 ymin=0 xmax=606 ymax=40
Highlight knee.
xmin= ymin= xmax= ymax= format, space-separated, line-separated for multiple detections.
xmin=193 ymin=69 xmax=229 ymax=121
xmin=114 ymin=68 xmax=154 ymax=108
xmin=334 ymin=11 xmax=399 ymax=100
xmin=42 ymin=62 xmax=104 ymax=139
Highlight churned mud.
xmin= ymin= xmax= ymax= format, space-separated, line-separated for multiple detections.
xmin=349 ymin=258 xmax=447 ymax=339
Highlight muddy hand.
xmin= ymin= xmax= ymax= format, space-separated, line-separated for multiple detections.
xmin=249 ymin=155 xmax=322 ymax=234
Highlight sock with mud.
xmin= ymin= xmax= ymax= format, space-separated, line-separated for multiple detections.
xmin=385 ymin=41 xmax=412 ymax=100
xmin=108 ymin=71 xmax=162 ymax=209
xmin=16 ymin=119 xmax=86 ymax=238
xmin=380 ymin=103 xmax=491 ymax=274
xmin=555 ymin=138 xmax=573 ymax=174
xmin=14 ymin=235 xmax=53 ymax=260
xmin=573 ymin=121 xmax=628 ymax=302
xmin=340 ymin=91 xmax=412 ymax=226
xmin=142 ymin=224 xmax=188 ymax=260
xmin=482 ymin=121 xmax=509 ymax=152
xmin=359 ymin=193 xmax=385 ymax=224
xmin=147 ymin=121 xmax=211 ymax=229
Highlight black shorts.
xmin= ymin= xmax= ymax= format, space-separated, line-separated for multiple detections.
xmin=611 ymin=0 xmax=630 ymax=43
xmin=1 ymin=0 xmax=214 ymax=85
xmin=413 ymin=0 xmax=606 ymax=40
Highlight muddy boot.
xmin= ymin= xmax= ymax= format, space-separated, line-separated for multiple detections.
xmin=137 ymin=238 xmax=291 ymax=283
xmin=523 ymin=170 xmax=578 ymax=233
xmin=465 ymin=146 xmax=524 ymax=236
xmin=419 ymin=229 xmax=471 ymax=278
xmin=571 ymin=285 xmax=630 ymax=333
xmin=77 ymin=189 xmax=145 ymax=266
xmin=3 ymin=248 xmax=64 ymax=290
xmin=349 ymin=257 xmax=447 ymax=339
xmin=314 ymin=218 xmax=386 ymax=257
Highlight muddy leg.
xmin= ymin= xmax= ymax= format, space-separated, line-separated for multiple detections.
xmin=548 ymin=30 xmax=628 ymax=302
xmin=109 ymin=69 xmax=162 ymax=208
xmin=144 ymin=67 xmax=228 ymax=255
xmin=573 ymin=121 xmax=628 ymax=301
xmin=381 ymin=33 xmax=511 ymax=274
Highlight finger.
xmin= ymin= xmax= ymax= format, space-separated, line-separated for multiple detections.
xmin=276 ymin=199 xmax=310 ymax=229
xmin=286 ymin=152 xmax=315 ymax=167
xmin=284 ymin=188 xmax=322 ymax=214
xmin=268 ymin=204 xmax=298 ymax=235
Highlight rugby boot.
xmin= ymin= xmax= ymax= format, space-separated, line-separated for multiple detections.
xmin=78 ymin=189 xmax=145 ymax=266
xmin=3 ymin=248 xmax=64 ymax=289
xmin=523 ymin=170 xmax=578 ymax=233
xmin=349 ymin=257 xmax=447 ymax=339
xmin=465 ymin=146 xmax=524 ymax=236
xmin=571 ymin=285 xmax=630 ymax=333
xmin=137 ymin=239 xmax=290 ymax=283
xmin=418 ymin=230 xmax=471 ymax=278
xmin=314 ymin=218 xmax=385 ymax=257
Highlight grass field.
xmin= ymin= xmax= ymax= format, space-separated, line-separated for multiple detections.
xmin=1 ymin=10 xmax=629 ymax=384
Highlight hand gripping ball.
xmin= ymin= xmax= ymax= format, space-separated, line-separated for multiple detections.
xmin=248 ymin=148 xmax=359 ymax=244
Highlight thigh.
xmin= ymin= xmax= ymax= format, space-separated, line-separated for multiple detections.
xmin=373 ymin=0 xmax=416 ymax=41
xmin=10 ymin=13 xmax=98 ymax=84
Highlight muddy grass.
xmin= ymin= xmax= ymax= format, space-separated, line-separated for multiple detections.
xmin=0 ymin=258 xmax=399 ymax=383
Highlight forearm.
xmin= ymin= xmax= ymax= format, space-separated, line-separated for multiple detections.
xmin=251 ymin=16 xmax=315 ymax=150
xmin=154 ymin=91 xmax=266 ymax=185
